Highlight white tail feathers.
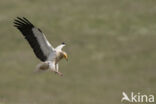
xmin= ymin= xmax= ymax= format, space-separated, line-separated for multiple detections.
xmin=34 ymin=62 xmax=49 ymax=72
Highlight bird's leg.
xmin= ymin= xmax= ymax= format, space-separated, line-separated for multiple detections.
xmin=49 ymin=68 xmax=63 ymax=76
xmin=54 ymin=63 xmax=63 ymax=76
xmin=55 ymin=71 xmax=63 ymax=76
xmin=48 ymin=62 xmax=63 ymax=76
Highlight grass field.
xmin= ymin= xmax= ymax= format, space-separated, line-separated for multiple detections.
xmin=0 ymin=0 xmax=156 ymax=104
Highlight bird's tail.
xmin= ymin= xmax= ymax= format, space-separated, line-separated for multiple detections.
xmin=34 ymin=62 xmax=49 ymax=72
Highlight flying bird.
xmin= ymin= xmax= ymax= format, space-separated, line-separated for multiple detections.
xmin=13 ymin=17 xmax=68 ymax=76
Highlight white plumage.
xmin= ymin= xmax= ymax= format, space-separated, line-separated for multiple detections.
xmin=14 ymin=17 xmax=68 ymax=76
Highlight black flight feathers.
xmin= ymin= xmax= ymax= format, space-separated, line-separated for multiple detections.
xmin=13 ymin=17 xmax=34 ymax=29
xmin=13 ymin=17 xmax=47 ymax=61
xmin=13 ymin=17 xmax=66 ymax=61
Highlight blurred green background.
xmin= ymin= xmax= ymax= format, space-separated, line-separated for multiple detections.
xmin=0 ymin=0 xmax=156 ymax=104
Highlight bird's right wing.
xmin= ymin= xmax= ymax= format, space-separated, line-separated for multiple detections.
xmin=14 ymin=17 xmax=54 ymax=62
xmin=55 ymin=43 xmax=66 ymax=51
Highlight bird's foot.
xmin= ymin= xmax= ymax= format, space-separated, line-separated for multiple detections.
xmin=55 ymin=71 xmax=63 ymax=76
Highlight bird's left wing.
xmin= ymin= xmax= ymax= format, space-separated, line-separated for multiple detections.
xmin=14 ymin=17 xmax=54 ymax=61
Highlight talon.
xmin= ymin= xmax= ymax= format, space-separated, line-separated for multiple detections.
xmin=57 ymin=72 xmax=63 ymax=76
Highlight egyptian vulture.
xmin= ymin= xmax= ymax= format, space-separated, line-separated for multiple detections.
xmin=13 ymin=17 xmax=68 ymax=76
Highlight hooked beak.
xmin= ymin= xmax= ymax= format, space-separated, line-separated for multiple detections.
xmin=63 ymin=53 xmax=68 ymax=61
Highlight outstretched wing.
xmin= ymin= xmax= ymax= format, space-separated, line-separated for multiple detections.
xmin=55 ymin=43 xmax=66 ymax=51
xmin=14 ymin=17 xmax=54 ymax=61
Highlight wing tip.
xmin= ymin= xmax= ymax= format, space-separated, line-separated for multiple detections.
xmin=62 ymin=42 xmax=66 ymax=45
xmin=13 ymin=17 xmax=34 ymax=28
